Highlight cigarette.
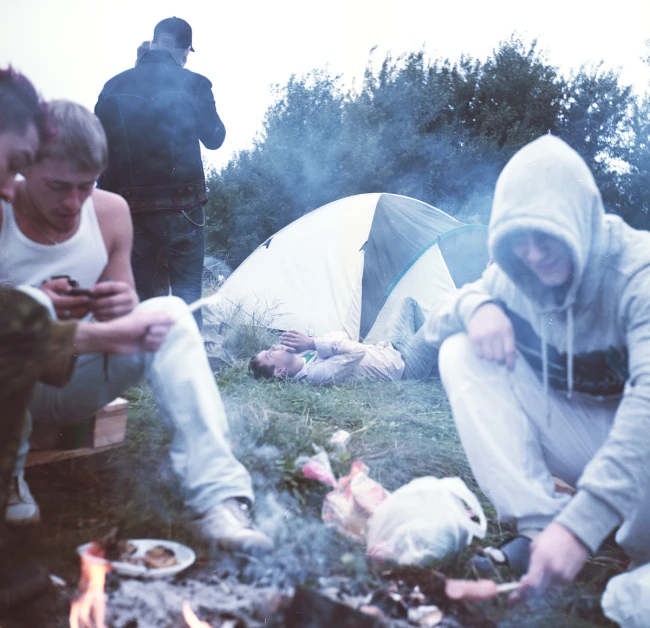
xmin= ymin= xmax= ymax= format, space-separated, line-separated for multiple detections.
xmin=495 ymin=582 xmax=521 ymax=594
xmin=188 ymin=296 xmax=210 ymax=313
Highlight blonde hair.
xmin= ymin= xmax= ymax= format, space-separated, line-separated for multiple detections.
xmin=38 ymin=100 xmax=108 ymax=173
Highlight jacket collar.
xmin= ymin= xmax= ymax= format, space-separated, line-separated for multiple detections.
xmin=138 ymin=49 xmax=182 ymax=67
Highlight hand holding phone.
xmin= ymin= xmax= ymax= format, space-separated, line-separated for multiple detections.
xmin=68 ymin=288 xmax=95 ymax=298
xmin=39 ymin=277 xmax=92 ymax=320
xmin=89 ymin=280 xmax=139 ymax=321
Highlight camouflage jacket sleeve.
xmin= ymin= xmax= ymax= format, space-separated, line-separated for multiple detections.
xmin=0 ymin=288 xmax=77 ymax=392
xmin=41 ymin=320 xmax=78 ymax=387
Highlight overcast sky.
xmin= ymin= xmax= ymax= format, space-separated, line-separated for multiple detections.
xmin=2 ymin=0 xmax=650 ymax=169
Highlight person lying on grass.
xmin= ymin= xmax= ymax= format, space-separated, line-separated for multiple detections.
xmin=425 ymin=134 xmax=650 ymax=601
xmin=249 ymin=296 xmax=437 ymax=385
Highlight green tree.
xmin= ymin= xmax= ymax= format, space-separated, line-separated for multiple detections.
xmin=205 ymin=35 xmax=640 ymax=267
xmin=558 ymin=64 xmax=634 ymax=216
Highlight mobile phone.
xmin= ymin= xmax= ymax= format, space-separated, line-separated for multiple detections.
xmin=50 ymin=274 xmax=79 ymax=287
xmin=68 ymin=288 xmax=94 ymax=298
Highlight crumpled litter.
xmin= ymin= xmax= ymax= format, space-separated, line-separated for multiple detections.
xmin=298 ymin=450 xmax=337 ymax=487
xmin=328 ymin=429 xmax=351 ymax=450
xmin=297 ymin=450 xmax=389 ymax=542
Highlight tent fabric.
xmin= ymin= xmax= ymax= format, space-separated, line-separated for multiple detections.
xmin=360 ymin=194 xmax=464 ymax=340
xmin=211 ymin=194 xmax=379 ymax=338
xmin=361 ymin=224 xmax=490 ymax=343
xmin=210 ymin=193 xmax=488 ymax=340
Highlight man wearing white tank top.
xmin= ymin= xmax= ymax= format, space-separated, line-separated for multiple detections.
xmin=2 ymin=100 xmax=273 ymax=554
xmin=0 ymin=68 xmax=179 ymax=607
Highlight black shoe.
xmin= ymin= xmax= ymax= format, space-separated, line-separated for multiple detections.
xmin=471 ymin=535 xmax=531 ymax=577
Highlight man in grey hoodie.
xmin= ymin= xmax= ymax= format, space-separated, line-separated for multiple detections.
xmin=426 ymin=135 xmax=650 ymax=598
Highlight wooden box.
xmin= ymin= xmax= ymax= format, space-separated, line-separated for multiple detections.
xmin=25 ymin=398 xmax=129 ymax=467
xmin=93 ymin=397 xmax=129 ymax=447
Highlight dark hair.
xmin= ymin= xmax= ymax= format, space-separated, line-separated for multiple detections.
xmin=0 ymin=67 xmax=54 ymax=146
xmin=248 ymin=354 xmax=275 ymax=380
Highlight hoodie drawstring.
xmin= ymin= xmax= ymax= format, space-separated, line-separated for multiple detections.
xmin=540 ymin=307 xmax=575 ymax=424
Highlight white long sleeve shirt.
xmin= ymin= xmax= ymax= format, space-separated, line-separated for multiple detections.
xmin=292 ymin=332 xmax=405 ymax=385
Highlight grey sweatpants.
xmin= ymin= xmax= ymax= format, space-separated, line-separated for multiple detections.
xmin=439 ymin=332 xmax=650 ymax=565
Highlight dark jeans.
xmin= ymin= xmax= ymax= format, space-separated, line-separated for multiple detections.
xmin=131 ymin=206 xmax=205 ymax=328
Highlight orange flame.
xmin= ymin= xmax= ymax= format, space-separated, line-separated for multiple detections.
xmin=69 ymin=546 xmax=112 ymax=628
xmin=182 ymin=600 xmax=214 ymax=627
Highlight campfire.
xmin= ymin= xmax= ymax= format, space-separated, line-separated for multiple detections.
xmin=182 ymin=601 xmax=214 ymax=628
xmin=69 ymin=548 xmax=217 ymax=628
xmin=67 ymin=537 xmax=501 ymax=628
xmin=59 ymin=460 xmax=509 ymax=627
xmin=69 ymin=549 xmax=111 ymax=628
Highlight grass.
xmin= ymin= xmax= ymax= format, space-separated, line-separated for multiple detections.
xmin=1 ymin=323 xmax=627 ymax=627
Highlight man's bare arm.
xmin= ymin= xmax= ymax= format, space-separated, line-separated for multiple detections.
xmin=89 ymin=189 xmax=139 ymax=320
xmin=73 ymin=309 xmax=174 ymax=355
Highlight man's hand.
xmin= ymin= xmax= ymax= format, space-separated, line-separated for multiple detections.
xmin=89 ymin=280 xmax=139 ymax=321
xmin=40 ymin=277 xmax=91 ymax=320
xmin=280 ymin=330 xmax=316 ymax=353
xmin=467 ymin=302 xmax=517 ymax=370
xmin=510 ymin=523 xmax=589 ymax=603
xmin=75 ymin=310 xmax=175 ymax=355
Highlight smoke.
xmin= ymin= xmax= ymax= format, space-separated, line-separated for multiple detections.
xmin=205 ymin=53 xmax=516 ymax=268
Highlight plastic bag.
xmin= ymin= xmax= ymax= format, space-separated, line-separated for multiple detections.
xmin=366 ymin=476 xmax=487 ymax=567
xmin=602 ymin=563 xmax=650 ymax=627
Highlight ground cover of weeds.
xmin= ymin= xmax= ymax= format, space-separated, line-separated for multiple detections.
xmin=1 ymin=366 xmax=625 ymax=627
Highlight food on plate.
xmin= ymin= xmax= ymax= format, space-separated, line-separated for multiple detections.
xmin=84 ymin=529 xmax=181 ymax=571
xmin=79 ymin=535 xmax=192 ymax=578
xmin=116 ymin=545 xmax=178 ymax=569
xmin=143 ymin=545 xmax=178 ymax=569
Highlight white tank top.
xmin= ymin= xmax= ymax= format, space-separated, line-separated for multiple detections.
xmin=0 ymin=196 xmax=109 ymax=289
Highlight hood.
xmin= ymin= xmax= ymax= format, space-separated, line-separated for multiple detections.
xmin=489 ymin=135 xmax=606 ymax=312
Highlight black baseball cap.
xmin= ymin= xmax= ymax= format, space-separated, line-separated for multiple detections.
xmin=153 ymin=17 xmax=195 ymax=52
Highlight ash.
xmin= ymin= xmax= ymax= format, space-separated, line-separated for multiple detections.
xmin=104 ymin=492 xmax=367 ymax=628
xmin=105 ymin=569 xmax=280 ymax=628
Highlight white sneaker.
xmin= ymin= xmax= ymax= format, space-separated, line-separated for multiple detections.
xmin=6 ymin=474 xmax=40 ymax=526
xmin=193 ymin=498 xmax=273 ymax=555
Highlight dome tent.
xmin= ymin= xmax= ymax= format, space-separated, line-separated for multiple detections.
xmin=210 ymin=193 xmax=488 ymax=342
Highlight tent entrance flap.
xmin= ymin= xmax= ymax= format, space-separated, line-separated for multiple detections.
xmin=359 ymin=195 xmax=460 ymax=340
xmin=359 ymin=223 xmax=488 ymax=340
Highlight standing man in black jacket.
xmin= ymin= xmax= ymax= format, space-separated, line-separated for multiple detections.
xmin=95 ymin=17 xmax=225 ymax=326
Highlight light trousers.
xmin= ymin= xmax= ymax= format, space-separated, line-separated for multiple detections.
xmin=385 ymin=296 xmax=438 ymax=381
xmin=16 ymin=296 xmax=253 ymax=515
xmin=438 ymin=333 xmax=650 ymax=564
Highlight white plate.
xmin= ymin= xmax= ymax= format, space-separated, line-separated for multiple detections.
xmin=76 ymin=539 xmax=196 ymax=579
